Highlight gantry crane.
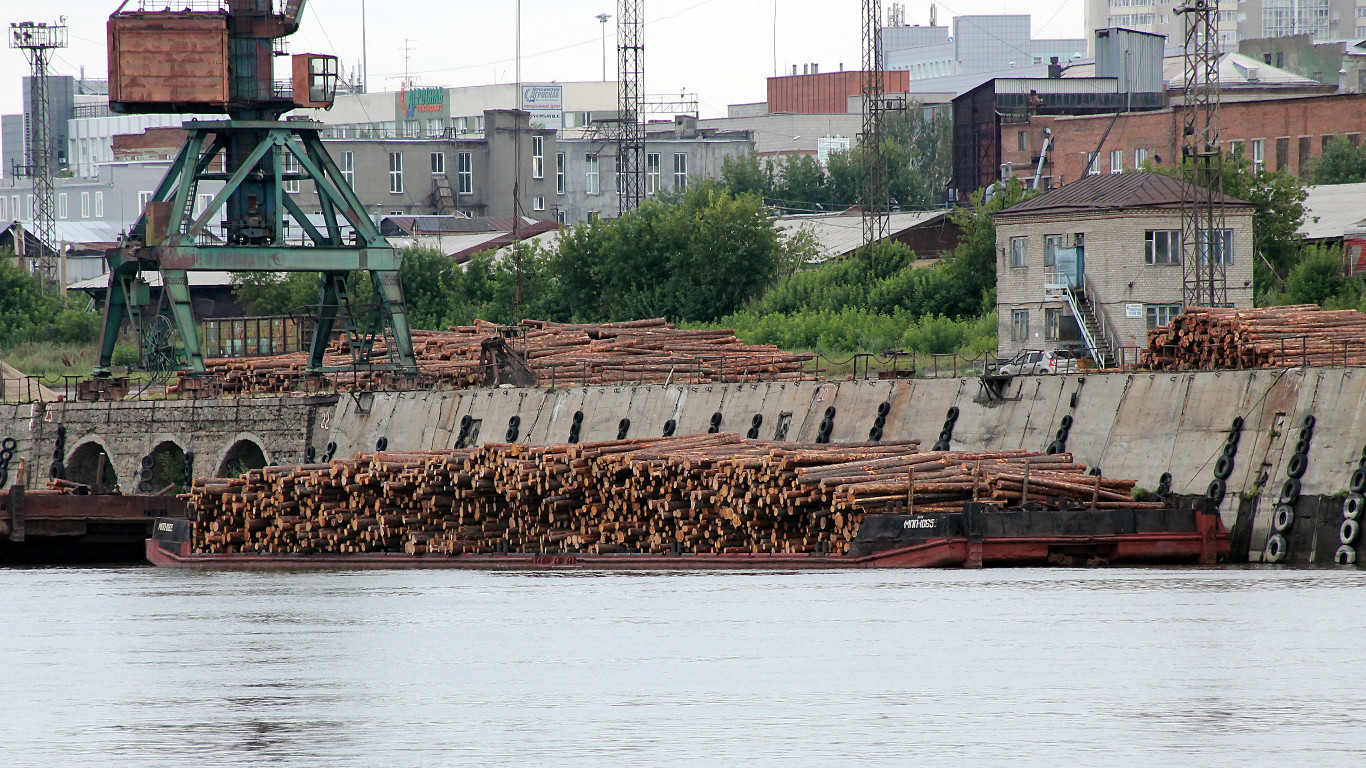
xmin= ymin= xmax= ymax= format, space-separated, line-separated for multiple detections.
xmin=95 ymin=0 xmax=416 ymax=376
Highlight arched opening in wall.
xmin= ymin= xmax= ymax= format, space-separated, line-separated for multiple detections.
xmin=138 ymin=441 xmax=188 ymax=495
xmin=218 ymin=439 xmax=268 ymax=478
xmin=66 ymin=442 xmax=119 ymax=490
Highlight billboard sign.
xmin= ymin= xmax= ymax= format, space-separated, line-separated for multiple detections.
xmin=522 ymin=84 xmax=563 ymax=129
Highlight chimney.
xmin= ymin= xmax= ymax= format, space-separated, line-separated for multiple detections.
xmin=792 ymin=64 xmax=799 ymax=76
xmin=803 ymin=64 xmax=809 ymax=75
xmin=812 ymin=63 xmax=819 ymax=74
xmin=1048 ymin=56 xmax=1062 ymax=79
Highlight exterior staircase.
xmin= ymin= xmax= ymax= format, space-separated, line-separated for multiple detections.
xmin=1061 ymin=281 xmax=1117 ymax=368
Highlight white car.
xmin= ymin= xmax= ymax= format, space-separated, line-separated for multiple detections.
xmin=998 ymin=349 xmax=1081 ymax=376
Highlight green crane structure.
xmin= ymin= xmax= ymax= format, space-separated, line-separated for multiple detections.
xmin=95 ymin=0 xmax=416 ymax=376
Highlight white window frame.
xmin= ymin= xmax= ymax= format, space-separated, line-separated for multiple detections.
xmin=340 ymin=151 xmax=354 ymax=186
xmin=388 ymin=151 xmax=404 ymax=194
xmin=1044 ymin=234 xmax=1064 ymax=267
xmin=1009 ymin=236 xmax=1028 ymax=268
xmin=673 ymin=152 xmax=688 ymax=190
xmin=282 ymin=151 xmax=301 ymax=194
xmin=1145 ymin=303 xmax=1182 ymax=330
xmin=458 ymin=151 xmax=473 ymax=194
xmin=430 ymin=151 xmax=445 ymax=175
xmin=1144 ymin=229 xmax=1181 ymax=265
xmin=533 ymin=195 xmax=545 ymax=211
xmin=80 ymin=191 xmax=90 ymax=219
xmin=1110 ymin=149 xmax=1123 ymax=174
xmin=1086 ymin=153 xmax=1100 ymax=175
xmin=1252 ymin=138 xmax=1265 ymax=171
xmin=532 ymin=136 xmax=544 ymax=179
xmin=646 ymin=153 xmax=661 ymax=194
xmin=137 ymin=191 xmax=152 ymax=212
xmin=94 ymin=191 xmax=104 ymax=218
xmin=1134 ymin=147 xmax=1148 ymax=168
xmin=57 ymin=193 xmax=68 ymax=219
xmin=0 ymin=196 xmax=7 ymax=219
xmin=556 ymin=152 xmax=565 ymax=194
xmin=586 ymin=154 xmax=600 ymax=195
xmin=1198 ymin=228 xmax=1235 ymax=265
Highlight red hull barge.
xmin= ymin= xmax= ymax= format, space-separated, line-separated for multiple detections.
xmin=147 ymin=503 xmax=1230 ymax=570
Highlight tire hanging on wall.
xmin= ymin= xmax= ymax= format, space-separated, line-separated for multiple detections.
xmin=1272 ymin=504 xmax=1295 ymax=533
xmin=1286 ymin=453 xmax=1307 ymax=479
xmin=1341 ymin=518 xmax=1361 ymax=546
xmin=1350 ymin=467 xmax=1366 ymax=495
xmin=1264 ymin=533 xmax=1288 ymax=564
xmin=1213 ymin=454 xmax=1234 ymax=480
xmin=1278 ymin=477 xmax=1301 ymax=505
xmin=1343 ymin=493 xmax=1365 ymax=521
xmin=1335 ymin=545 xmax=1357 ymax=565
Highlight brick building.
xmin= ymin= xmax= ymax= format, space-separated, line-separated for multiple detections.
xmin=1000 ymin=91 xmax=1366 ymax=188
xmin=993 ymin=173 xmax=1254 ymax=363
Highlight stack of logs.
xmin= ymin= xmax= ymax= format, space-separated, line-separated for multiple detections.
xmin=170 ymin=319 xmax=815 ymax=396
xmin=1143 ymin=305 xmax=1366 ymax=370
xmin=188 ymin=436 xmax=1155 ymax=557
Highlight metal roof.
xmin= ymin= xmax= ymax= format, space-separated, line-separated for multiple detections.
xmin=996 ymin=172 xmax=1252 ymax=217
xmin=1300 ymin=182 xmax=1366 ymax=240
xmin=774 ymin=209 xmax=952 ymax=261
xmin=68 ymin=271 xmax=236 ymax=291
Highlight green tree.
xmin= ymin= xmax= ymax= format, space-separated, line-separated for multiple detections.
xmin=553 ymin=181 xmax=791 ymax=322
xmin=230 ymin=272 xmax=320 ymax=316
xmin=1311 ymin=135 xmax=1366 ymax=185
xmin=1280 ymin=243 xmax=1361 ymax=306
xmin=772 ymin=154 xmax=829 ymax=212
xmin=719 ymin=153 xmax=775 ymax=198
xmin=0 ymin=253 xmax=100 ymax=346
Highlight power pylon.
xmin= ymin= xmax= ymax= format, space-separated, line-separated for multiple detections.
xmin=860 ymin=0 xmax=902 ymax=255
xmin=8 ymin=20 xmax=68 ymax=284
xmin=1176 ymin=0 xmax=1227 ymax=308
xmin=616 ymin=0 xmax=645 ymax=216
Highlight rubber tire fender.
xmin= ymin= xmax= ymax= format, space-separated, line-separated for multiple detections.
xmin=1230 ymin=416 xmax=1245 ymax=432
xmin=1272 ymin=504 xmax=1295 ymax=533
xmin=877 ymin=401 xmax=891 ymax=417
xmin=1344 ymin=493 xmax=1365 ymax=521
xmin=1060 ymin=414 xmax=1074 ymax=430
xmin=1335 ymin=545 xmax=1357 ymax=565
xmin=663 ymin=419 xmax=677 ymax=437
xmin=375 ymin=437 xmax=388 ymax=451
xmin=1342 ymin=518 xmax=1361 ymax=546
xmin=1223 ymin=435 xmax=1239 ymax=458
xmin=0 ymin=437 xmax=15 ymax=451
xmin=572 ymin=411 xmax=584 ymax=424
xmin=1350 ymin=467 xmax=1366 ymax=495
xmin=824 ymin=406 xmax=837 ymax=420
xmin=945 ymin=406 xmax=960 ymax=422
xmin=746 ymin=427 xmax=761 ymax=440
xmin=1213 ymin=454 xmax=1234 ymax=481
xmin=710 ymin=412 xmax=723 ymax=427
xmin=1294 ymin=437 xmax=1311 ymax=456
xmin=868 ymin=425 xmax=883 ymax=442
xmin=938 ymin=429 xmax=952 ymax=443
xmin=1302 ymin=414 xmax=1317 ymax=430
xmin=751 ymin=413 xmax=763 ymax=428
xmin=460 ymin=414 xmax=473 ymax=429
xmin=1055 ymin=427 xmax=1069 ymax=442
xmin=1278 ymin=477 xmax=1301 ymax=505
xmin=1264 ymin=533 xmax=1288 ymax=564
xmin=1046 ymin=440 xmax=1065 ymax=455
xmin=509 ymin=415 xmax=521 ymax=428
xmin=1286 ymin=452 xmax=1308 ymax=479
xmin=1206 ymin=478 xmax=1226 ymax=503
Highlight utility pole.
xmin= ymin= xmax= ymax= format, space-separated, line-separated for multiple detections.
xmin=8 ymin=19 xmax=68 ymax=286
xmin=361 ymin=0 xmax=368 ymax=92
xmin=596 ymin=13 xmax=611 ymax=82
xmin=860 ymin=0 xmax=902 ymax=258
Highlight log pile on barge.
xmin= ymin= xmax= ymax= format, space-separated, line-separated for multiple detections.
xmin=1143 ymin=305 xmax=1366 ymax=370
xmin=170 ymin=319 xmax=815 ymax=395
xmin=186 ymin=436 xmax=1152 ymax=557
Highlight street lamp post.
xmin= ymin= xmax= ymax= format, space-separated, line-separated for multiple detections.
xmin=596 ymin=13 xmax=611 ymax=82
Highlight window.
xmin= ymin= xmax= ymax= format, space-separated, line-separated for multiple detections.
xmin=1044 ymin=234 xmax=1064 ymax=267
xmin=556 ymin=210 xmax=567 ymax=224
xmin=1045 ymin=307 xmax=1061 ymax=341
xmin=80 ymin=191 xmax=90 ymax=218
xmin=1110 ymin=149 xmax=1123 ymax=174
xmin=57 ymin=193 xmax=68 ymax=219
xmin=556 ymin=152 xmax=565 ymax=194
xmin=388 ymin=152 xmax=404 ymax=193
xmin=673 ymin=152 xmax=688 ymax=190
xmin=430 ymin=152 xmax=445 ymax=175
xmin=531 ymin=136 xmax=544 ymax=179
xmin=1252 ymin=138 xmax=1264 ymax=171
xmin=1299 ymin=137 xmax=1311 ymax=176
xmin=138 ymin=191 xmax=152 ymax=211
xmin=1145 ymin=304 xmax=1182 ymax=330
xmin=1145 ymin=230 xmax=1181 ymax=265
xmin=94 ymin=191 xmax=104 ymax=218
xmin=282 ymin=151 xmax=300 ymax=193
xmin=1134 ymin=147 xmax=1148 ymax=168
xmin=586 ymin=154 xmax=600 ymax=195
xmin=533 ymin=196 xmax=545 ymax=211
xmin=427 ymin=118 xmax=443 ymax=137
xmin=1086 ymin=152 xmax=1099 ymax=176
xmin=457 ymin=151 xmax=473 ymax=194
xmin=0 ymin=196 xmax=6 ymax=219
xmin=340 ymin=151 xmax=354 ymax=186
xmin=1198 ymin=228 xmax=1234 ymax=265
xmin=196 ymin=193 xmax=214 ymax=218
xmin=1009 ymin=236 xmax=1028 ymax=267
xmin=646 ymin=152 xmax=661 ymax=194
xmin=1017 ymin=131 xmax=1027 ymax=152
xmin=1229 ymin=139 xmax=1243 ymax=157
xmin=1275 ymin=138 xmax=1289 ymax=171
xmin=1011 ymin=309 xmax=1030 ymax=342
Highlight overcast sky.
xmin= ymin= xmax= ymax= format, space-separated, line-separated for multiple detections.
xmin=3 ymin=0 xmax=1086 ymax=117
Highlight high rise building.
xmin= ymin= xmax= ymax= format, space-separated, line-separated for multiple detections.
xmin=1085 ymin=0 xmax=1363 ymax=51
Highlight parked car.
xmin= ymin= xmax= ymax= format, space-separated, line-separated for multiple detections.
xmin=998 ymin=349 xmax=1081 ymax=375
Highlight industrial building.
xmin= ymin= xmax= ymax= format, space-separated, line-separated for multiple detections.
xmin=1083 ymin=0 xmax=1366 ymax=52
xmin=993 ymin=172 xmax=1255 ymax=363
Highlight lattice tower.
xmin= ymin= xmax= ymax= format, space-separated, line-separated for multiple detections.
xmin=8 ymin=21 xmax=68 ymax=284
xmin=860 ymin=0 xmax=894 ymax=254
xmin=617 ymin=0 xmax=645 ymax=216
xmin=1177 ymin=0 xmax=1227 ymax=308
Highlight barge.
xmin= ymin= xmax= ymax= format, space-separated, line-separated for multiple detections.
xmin=147 ymin=502 xmax=1230 ymax=569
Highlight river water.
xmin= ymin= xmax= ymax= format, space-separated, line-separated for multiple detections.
xmin=2 ymin=566 xmax=1364 ymax=767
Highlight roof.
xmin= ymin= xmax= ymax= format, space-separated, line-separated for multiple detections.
xmin=1300 ymin=182 xmax=1366 ymax=239
xmin=446 ymin=219 xmax=562 ymax=262
xmin=774 ymin=209 xmax=953 ymax=261
xmin=1063 ymin=51 xmax=1324 ymax=88
xmin=996 ymin=172 xmax=1253 ymax=217
xmin=68 ymin=271 xmax=236 ymax=292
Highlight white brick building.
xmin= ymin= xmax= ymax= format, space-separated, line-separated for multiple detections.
xmin=993 ymin=173 xmax=1255 ymax=364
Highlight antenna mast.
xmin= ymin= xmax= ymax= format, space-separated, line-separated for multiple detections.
xmin=860 ymin=0 xmax=901 ymax=256
xmin=9 ymin=19 xmax=69 ymax=285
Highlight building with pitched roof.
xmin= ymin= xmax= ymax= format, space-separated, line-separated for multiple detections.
xmin=993 ymin=172 xmax=1255 ymax=363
